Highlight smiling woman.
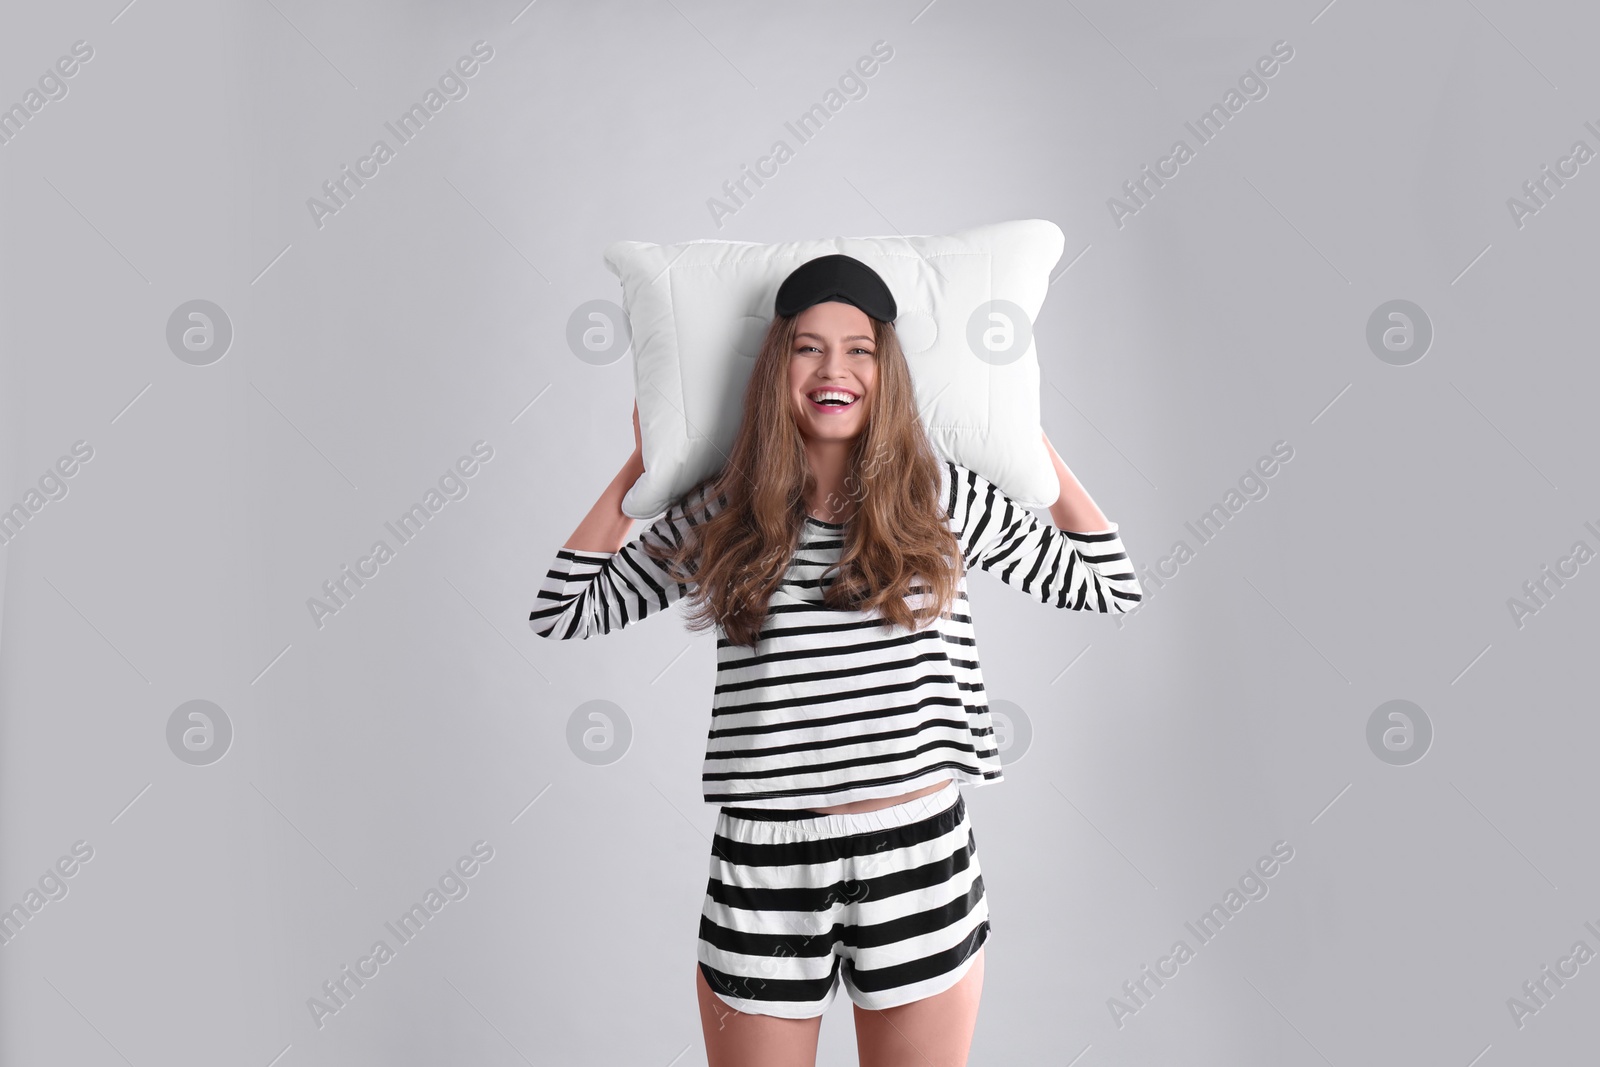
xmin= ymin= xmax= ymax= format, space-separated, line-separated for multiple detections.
xmin=530 ymin=252 xmax=1141 ymax=1065
xmin=789 ymin=300 xmax=878 ymax=522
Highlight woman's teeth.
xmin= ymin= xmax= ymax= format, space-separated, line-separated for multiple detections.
xmin=809 ymin=390 xmax=856 ymax=407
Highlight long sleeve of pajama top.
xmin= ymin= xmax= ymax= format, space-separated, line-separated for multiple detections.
xmin=530 ymin=459 xmax=1143 ymax=808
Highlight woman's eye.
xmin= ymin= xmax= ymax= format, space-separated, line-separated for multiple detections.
xmin=794 ymin=344 xmax=872 ymax=355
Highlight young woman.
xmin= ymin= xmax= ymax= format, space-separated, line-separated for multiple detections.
xmin=531 ymin=255 xmax=1142 ymax=1067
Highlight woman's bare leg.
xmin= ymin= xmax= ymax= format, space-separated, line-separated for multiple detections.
xmin=696 ymin=964 xmax=824 ymax=1067
xmin=851 ymin=945 xmax=984 ymax=1067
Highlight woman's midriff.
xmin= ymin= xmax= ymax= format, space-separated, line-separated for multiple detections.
xmin=800 ymin=778 xmax=952 ymax=815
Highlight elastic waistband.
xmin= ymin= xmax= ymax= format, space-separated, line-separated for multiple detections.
xmin=718 ymin=779 xmax=963 ymax=838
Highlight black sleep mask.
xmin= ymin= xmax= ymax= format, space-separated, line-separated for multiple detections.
xmin=774 ymin=253 xmax=897 ymax=322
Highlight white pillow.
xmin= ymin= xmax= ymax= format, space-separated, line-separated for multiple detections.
xmin=604 ymin=219 xmax=1066 ymax=519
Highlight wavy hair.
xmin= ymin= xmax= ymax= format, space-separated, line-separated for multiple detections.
xmin=643 ymin=312 xmax=963 ymax=649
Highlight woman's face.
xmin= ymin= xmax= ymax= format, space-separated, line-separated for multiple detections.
xmin=787 ymin=300 xmax=877 ymax=444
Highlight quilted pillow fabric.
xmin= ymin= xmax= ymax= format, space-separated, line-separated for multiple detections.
xmin=603 ymin=219 xmax=1066 ymax=519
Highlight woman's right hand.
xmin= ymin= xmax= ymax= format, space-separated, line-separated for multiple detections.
xmin=631 ymin=400 xmax=642 ymax=456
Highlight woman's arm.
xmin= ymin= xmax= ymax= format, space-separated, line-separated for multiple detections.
xmin=946 ymin=451 xmax=1142 ymax=613
xmin=1042 ymin=430 xmax=1112 ymax=534
xmin=531 ymin=402 xmax=700 ymax=640
xmin=563 ymin=403 xmax=645 ymax=552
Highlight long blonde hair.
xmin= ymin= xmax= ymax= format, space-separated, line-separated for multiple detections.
xmin=645 ymin=312 xmax=963 ymax=648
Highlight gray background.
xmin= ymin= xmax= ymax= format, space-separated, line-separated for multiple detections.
xmin=1 ymin=0 xmax=1596 ymax=1064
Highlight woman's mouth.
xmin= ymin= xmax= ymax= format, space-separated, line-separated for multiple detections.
xmin=806 ymin=388 xmax=859 ymax=414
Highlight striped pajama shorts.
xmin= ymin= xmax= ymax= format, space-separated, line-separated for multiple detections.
xmin=697 ymin=778 xmax=992 ymax=1019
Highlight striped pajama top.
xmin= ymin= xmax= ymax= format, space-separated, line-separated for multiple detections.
xmin=530 ymin=459 xmax=1143 ymax=809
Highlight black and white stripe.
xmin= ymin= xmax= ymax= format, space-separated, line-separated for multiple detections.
xmin=697 ymin=782 xmax=990 ymax=1017
xmin=531 ymin=459 xmax=1143 ymax=807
